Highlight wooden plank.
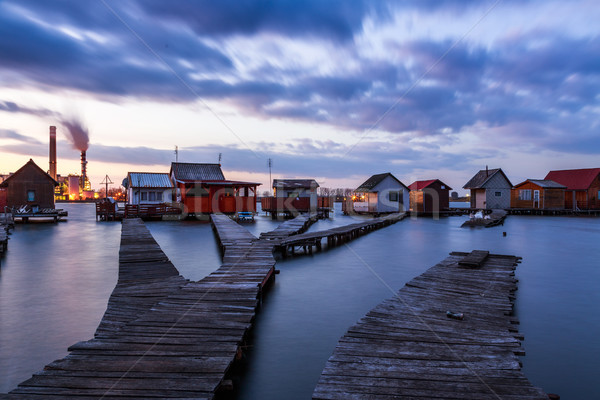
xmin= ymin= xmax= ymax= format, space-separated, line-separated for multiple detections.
xmin=312 ymin=253 xmax=547 ymax=400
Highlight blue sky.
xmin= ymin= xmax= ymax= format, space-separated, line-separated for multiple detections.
xmin=1 ymin=0 xmax=599 ymax=192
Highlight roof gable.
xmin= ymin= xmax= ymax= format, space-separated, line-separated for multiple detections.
xmin=544 ymin=168 xmax=600 ymax=190
xmin=128 ymin=172 xmax=173 ymax=188
xmin=463 ymin=168 xmax=512 ymax=189
xmin=356 ymin=173 xmax=408 ymax=192
xmin=0 ymin=159 xmax=58 ymax=187
xmin=170 ymin=162 xmax=225 ymax=182
xmin=408 ymin=179 xmax=452 ymax=191
xmin=272 ymin=179 xmax=319 ymax=189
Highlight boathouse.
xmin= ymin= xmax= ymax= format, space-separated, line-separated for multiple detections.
xmin=0 ymin=159 xmax=58 ymax=210
xmin=408 ymin=179 xmax=451 ymax=213
xmin=261 ymin=179 xmax=322 ymax=217
xmin=544 ymin=168 xmax=600 ymax=210
xmin=344 ymin=172 xmax=409 ymax=214
xmin=511 ymin=179 xmax=566 ymax=210
xmin=463 ymin=167 xmax=513 ymax=209
xmin=170 ymin=162 xmax=259 ymax=215
xmin=127 ymin=172 xmax=174 ymax=205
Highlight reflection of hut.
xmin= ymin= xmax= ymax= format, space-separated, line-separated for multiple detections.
xmin=170 ymin=162 xmax=259 ymax=215
xmin=408 ymin=179 xmax=451 ymax=214
xmin=0 ymin=159 xmax=58 ymax=210
xmin=544 ymin=168 xmax=600 ymax=210
xmin=463 ymin=167 xmax=512 ymax=209
xmin=511 ymin=179 xmax=566 ymax=210
xmin=344 ymin=173 xmax=409 ymax=214
xmin=127 ymin=172 xmax=174 ymax=205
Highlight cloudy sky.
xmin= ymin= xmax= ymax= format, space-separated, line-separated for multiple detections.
xmin=1 ymin=0 xmax=599 ymax=192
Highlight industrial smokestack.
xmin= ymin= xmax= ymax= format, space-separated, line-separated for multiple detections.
xmin=49 ymin=126 xmax=57 ymax=180
xmin=80 ymin=151 xmax=87 ymax=192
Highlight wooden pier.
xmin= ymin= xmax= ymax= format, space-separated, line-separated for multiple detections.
xmin=277 ymin=213 xmax=407 ymax=257
xmin=5 ymin=214 xmax=315 ymax=399
xmin=312 ymin=251 xmax=548 ymax=400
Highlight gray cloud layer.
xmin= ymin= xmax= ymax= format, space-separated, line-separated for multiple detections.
xmin=0 ymin=0 xmax=598 ymax=179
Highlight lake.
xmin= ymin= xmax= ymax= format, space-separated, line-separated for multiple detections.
xmin=1 ymin=202 xmax=598 ymax=398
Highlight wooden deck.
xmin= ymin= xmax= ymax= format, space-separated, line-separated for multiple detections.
xmin=277 ymin=213 xmax=407 ymax=256
xmin=0 ymin=225 xmax=8 ymax=255
xmin=312 ymin=251 xmax=547 ymax=400
xmin=5 ymin=214 xmax=315 ymax=399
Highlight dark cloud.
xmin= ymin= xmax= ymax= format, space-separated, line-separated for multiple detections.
xmin=140 ymin=0 xmax=382 ymax=42
xmin=0 ymin=0 xmax=598 ymax=164
xmin=0 ymin=129 xmax=43 ymax=144
xmin=0 ymin=101 xmax=60 ymax=118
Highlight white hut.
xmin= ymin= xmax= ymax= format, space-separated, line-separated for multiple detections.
xmin=352 ymin=173 xmax=410 ymax=213
xmin=127 ymin=172 xmax=174 ymax=205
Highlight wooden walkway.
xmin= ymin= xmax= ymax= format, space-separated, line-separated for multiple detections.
xmin=313 ymin=251 xmax=547 ymax=400
xmin=277 ymin=213 xmax=407 ymax=256
xmin=5 ymin=215 xmax=315 ymax=399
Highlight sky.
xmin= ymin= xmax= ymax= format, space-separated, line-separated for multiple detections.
xmin=1 ymin=0 xmax=599 ymax=193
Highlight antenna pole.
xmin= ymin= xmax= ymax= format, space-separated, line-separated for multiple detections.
xmin=175 ymin=146 xmax=178 ymax=163
xmin=100 ymin=175 xmax=113 ymax=198
xmin=268 ymin=158 xmax=272 ymax=195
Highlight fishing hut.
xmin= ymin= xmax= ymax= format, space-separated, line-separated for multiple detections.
xmin=342 ymin=172 xmax=409 ymax=215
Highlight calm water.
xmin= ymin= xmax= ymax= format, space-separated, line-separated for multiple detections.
xmin=1 ymin=203 xmax=599 ymax=399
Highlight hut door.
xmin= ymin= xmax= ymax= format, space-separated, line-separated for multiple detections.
xmin=533 ymin=190 xmax=540 ymax=208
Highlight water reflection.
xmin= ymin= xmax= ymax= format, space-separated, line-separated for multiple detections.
xmin=1 ymin=204 xmax=598 ymax=399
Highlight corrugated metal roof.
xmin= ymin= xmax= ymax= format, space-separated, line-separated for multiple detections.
xmin=525 ymin=179 xmax=566 ymax=189
xmin=544 ymin=168 xmax=600 ymax=190
xmin=128 ymin=172 xmax=173 ymax=188
xmin=272 ymin=179 xmax=319 ymax=189
xmin=356 ymin=173 xmax=408 ymax=192
xmin=463 ymin=168 xmax=512 ymax=189
xmin=170 ymin=163 xmax=225 ymax=181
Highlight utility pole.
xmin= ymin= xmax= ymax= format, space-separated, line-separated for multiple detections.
xmin=268 ymin=158 xmax=272 ymax=195
xmin=175 ymin=146 xmax=178 ymax=162
xmin=100 ymin=175 xmax=113 ymax=198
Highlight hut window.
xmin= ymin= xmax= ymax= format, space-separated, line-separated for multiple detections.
xmin=518 ymin=189 xmax=531 ymax=201
xmin=149 ymin=192 xmax=157 ymax=201
xmin=27 ymin=190 xmax=35 ymax=202
xmin=495 ymin=191 xmax=502 ymax=197
xmin=389 ymin=191 xmax=399 ymax=202
xmin=223 ymin=188 xmax=234 ymax=197
xmin=141 ymin=191 xmax=148 ymax=201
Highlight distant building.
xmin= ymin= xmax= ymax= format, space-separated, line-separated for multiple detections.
xmin=347 ymin=173 xmax=410 ymax=214
xmin=463 ymin=168 xmax=513 ymax=209
xmin=170 ymin=162 xmax=259 ymax=215
xmin=127 ymin=172 xmax=174 ymax=205
xmin=544 ymin=168 xmax=600 ymax=210
xmin=0 ymin=159 xmax=58 ymax=210
xmin=511 ymin=179 xmax=566 ymax=210
xmin=408 ymin=179 xmax=451 ymax=213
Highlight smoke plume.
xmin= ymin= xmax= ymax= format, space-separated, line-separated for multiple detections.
xmin=62 ymin=117 xmax=89 ymax=151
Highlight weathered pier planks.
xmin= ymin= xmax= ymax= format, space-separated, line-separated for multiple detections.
xmin=313 ymin=252 xmax=547 ymax=400
xmin=277 ymin=213 xmax=407 ymax=256
xmin=5 ymin=215 xmax=314 ymax=399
